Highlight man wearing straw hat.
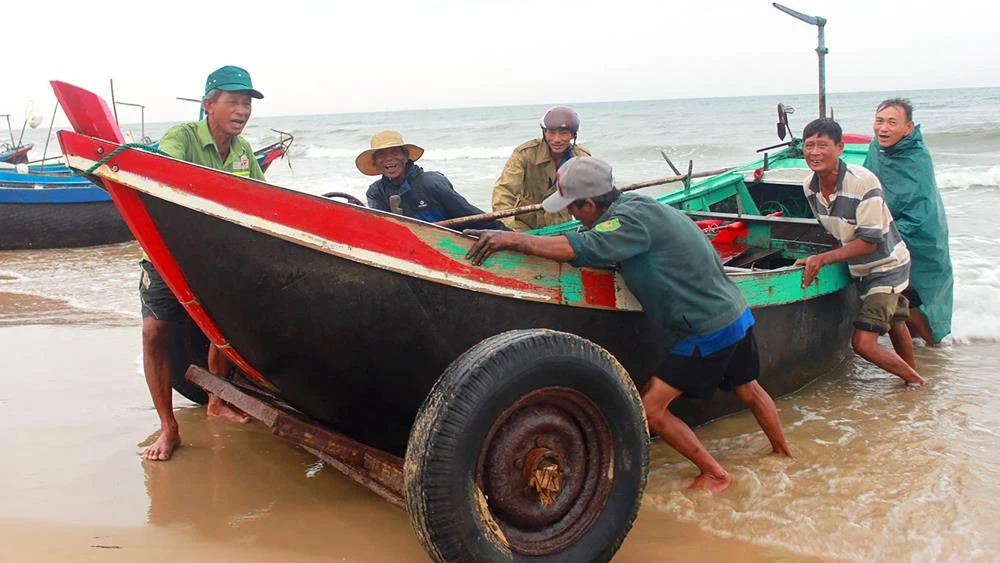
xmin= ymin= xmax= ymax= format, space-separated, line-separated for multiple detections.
xmin=358 ymin=130 xmax=508 ymax=231
xmin=139 ymin=65 xmax=265 ymax=461
xmin=466 ymin=157 xmax=793 ymax=493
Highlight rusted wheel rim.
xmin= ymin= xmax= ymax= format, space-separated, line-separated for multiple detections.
xmin=478 ymin=387 xmax=613 ymax=556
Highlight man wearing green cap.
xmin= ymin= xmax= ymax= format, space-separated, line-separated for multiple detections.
xmin=139 ymin=65 xmax=266 ymax=461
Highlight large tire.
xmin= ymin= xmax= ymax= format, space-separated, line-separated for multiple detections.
xmin=405 ymin=329 xmax=649 ymax=563
xmin=167 ymin=312 xmax=209 ymax=405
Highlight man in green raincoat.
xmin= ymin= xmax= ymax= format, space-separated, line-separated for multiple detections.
xmin=863 ymin=98 xmax=953 ymax=344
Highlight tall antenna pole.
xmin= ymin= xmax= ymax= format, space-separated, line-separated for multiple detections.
xmin=773 ymin=3 xmax=828 ymax=119
xmin=2 ymin=114 xmax=14 ymax=146
xmin=116 ymin=101 xmax=147 ymax=140
xmin=110 ymin=78 xmax=120 ymax=125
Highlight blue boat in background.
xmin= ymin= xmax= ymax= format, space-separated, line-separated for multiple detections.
xmin=0 ymin=171 xmax=132 ymax=250
xmin=1 ymin=112 xmax=38 ymax=165
xmin=0 ymin=130 xmax=293 ymax=250
xmin=0 ymin=143 xmax=33 ymax=165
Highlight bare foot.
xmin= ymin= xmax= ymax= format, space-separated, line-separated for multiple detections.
xmin=207 ymin=394 xmax=251 ymax=423
xmin=142 ymin=427 xmax=181 ymax=461
xmin=689 ymin=471 xmax=732 ymax=493
xmin=773 ymin=444 xmax=795 ymax=459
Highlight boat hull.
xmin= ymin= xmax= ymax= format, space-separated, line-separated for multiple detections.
xmin=0 ymin=198 xmax=132 ymax=250
xmin=149 ymin=191 xmax=856 ymax=455
xmin=147 ymin=193 xmax=662 ymax=454
xmin=669 ymin=284 xmax=856 ymax=426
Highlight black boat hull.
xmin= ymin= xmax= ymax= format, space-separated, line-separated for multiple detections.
xmin=0 ymin=201 xmax=132 ymax=250
xmin=151 ymin=194 xmax=856 ymax=456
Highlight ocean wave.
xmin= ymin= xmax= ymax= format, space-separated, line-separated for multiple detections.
xmin=926 ymin=127 xmax=1000 ymax=144
xmin=0 ymin=269 xmax=26 ymax=282
xmin=423 ymin=146 xmax=514 ymax=161
xmin=926 ymin=129 xmax=1000 ymax=159
xmin=599 ymin=143 xmax=736 ymax=160
xmin=937 ymin=166 xmax=1000 ymax=190
xmin=297 ymin=145 xmax=360 ymax=159
xmin=948 ymin=244 xmax=1000 ymax=343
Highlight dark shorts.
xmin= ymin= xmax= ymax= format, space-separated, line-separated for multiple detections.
xmin=901 ymin=286 xmax=922 ymax=308
xmin=653 ymin=327 xmax=760 ymax=400
xmin=139 ymin=260 xmax=184 ymax=321
xmin=855 ymin=292 xmax=909 ymax=335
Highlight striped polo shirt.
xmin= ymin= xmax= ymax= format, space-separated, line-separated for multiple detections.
xmin=802 ymin=160 xmax=911 ymax=297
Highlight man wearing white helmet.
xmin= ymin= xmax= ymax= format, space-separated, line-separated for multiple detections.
xmin=491 ymin=106 xmax=592 ymax=231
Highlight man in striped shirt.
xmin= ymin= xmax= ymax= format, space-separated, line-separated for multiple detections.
xmin=796 ymin=118 xmax=925 ymax=387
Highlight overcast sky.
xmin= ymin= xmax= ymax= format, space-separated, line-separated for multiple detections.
xmin=2 ymin=0 xmax=997 ymax=127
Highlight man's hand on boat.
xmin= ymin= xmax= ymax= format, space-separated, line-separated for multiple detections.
xmin=464 ymin=229 xmax=576 ymax=266
xmin=794 ymin=254 xmax=827 ymax=288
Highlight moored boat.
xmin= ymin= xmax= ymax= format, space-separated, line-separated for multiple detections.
xmin=0 ymin=127 xmax=292 ymax=251
xmin=0 ymin=143 xmax=32 ymax=165
xmin=0 ymin=170 xmax=131 ymax=250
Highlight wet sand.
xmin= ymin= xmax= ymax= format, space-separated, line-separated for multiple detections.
xmin=0 ymin=323 xmax=816 ymax=562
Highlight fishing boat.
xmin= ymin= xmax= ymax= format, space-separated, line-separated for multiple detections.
xmin=0 ymin=142 xmax=32 ymax=165
xmin=0 ymin=129 xmax=292 ymax=250
xmin=52 ymin=74 xmax=856 ymax=561
xmin=1 ymin=112 xmax=38 ymax=165
xmin=0 ymin=168 xmax=132 ymax=250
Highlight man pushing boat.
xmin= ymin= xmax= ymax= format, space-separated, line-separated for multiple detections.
xmin=465 ymin=156 xmax=793 ymax=492
xmin=140 ymin=65 xmax=266 ymax=461
xmin=863 ymin=98 xmax=953 ymax=346
xmin=797 ymin=118 xmax=926 ymax=387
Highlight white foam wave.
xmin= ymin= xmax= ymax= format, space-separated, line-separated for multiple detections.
xmin=948 ymin=252 xmax=1000 ymax=344
xmin=299 ymin=145 xmax=361 ymax=159
xmin=422 ymin=146 xmax=513 ymax=161
xmin=937 ymin=165 xmax=1000 ymax=190
xmin=0 ymin=269 xmax=27 ymax=282
xmin=296 ymin=145 xmax=514 ymax=162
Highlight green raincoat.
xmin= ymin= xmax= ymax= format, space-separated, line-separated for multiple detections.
xmin=864 ymin=125 xmax=953 ymax=341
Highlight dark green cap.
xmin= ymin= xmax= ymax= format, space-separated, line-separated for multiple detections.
xmin=204 ymin=65 xmax=263 ymax=99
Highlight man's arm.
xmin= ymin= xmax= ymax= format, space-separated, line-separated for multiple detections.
xmin=465 ymin=209 xmax=651 ymax=267
xmin=795 ymin=238 xmax=877 ymax=287
xmin=464 ymin=230 xmax=575 ymax=265
xmin=492 ymin=153 xmax=530 ymax=231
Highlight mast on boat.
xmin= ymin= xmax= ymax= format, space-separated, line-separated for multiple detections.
xmin=773 ymin=2 xmax=828 ymax=119
xmin=2 ymin=114 xmax=16 ymax=148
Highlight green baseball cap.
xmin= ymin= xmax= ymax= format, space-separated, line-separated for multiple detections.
xmin=204 ymin=65 xmax=263 ymax=99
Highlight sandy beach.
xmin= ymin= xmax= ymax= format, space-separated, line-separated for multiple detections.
xmin=0 ymin=319 xmax=816 ymax=562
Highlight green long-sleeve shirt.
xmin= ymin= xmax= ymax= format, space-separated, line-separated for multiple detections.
xmin=566 ymin=192 xmax=746 ymax=350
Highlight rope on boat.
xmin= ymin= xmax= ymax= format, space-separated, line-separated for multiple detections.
xmin=82 ymin=142 xmax=169 ymax=175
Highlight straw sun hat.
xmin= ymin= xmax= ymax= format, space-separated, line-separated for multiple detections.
xmin=355 ymin=131 xmax=425 ymax=176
